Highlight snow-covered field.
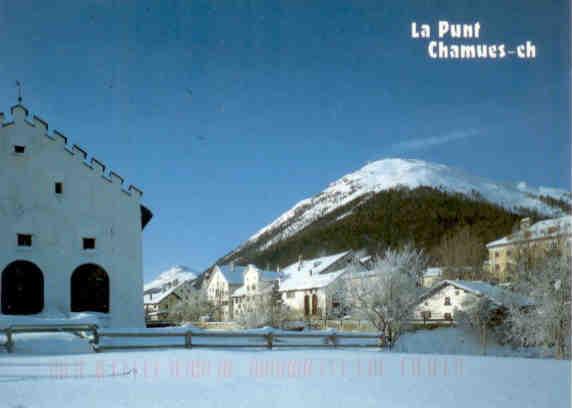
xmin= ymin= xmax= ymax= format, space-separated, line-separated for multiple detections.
xmin=0 ymin=339 xmax=569 ymax=408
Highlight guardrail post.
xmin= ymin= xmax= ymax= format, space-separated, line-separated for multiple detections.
xmin=328 ymin=333 xmax=338 ymax=348
xmin=92 ymin=326 xmax=100 ymax=353
xmin=265 ymin=333 xmax=273 ymax=349
xmin=185 ymin=331 xmax=193 ymax=349
xmin=5 ymin=328 xmax=14 ymax=353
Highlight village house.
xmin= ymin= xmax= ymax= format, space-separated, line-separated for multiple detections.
xmin=231 ymin=265 xmax=279 ymax=317
xmin=278 ymin=251 xmax=358 ymax=319
xmin=205 ymin=264 xmax=246 ymax=320
xmin=0 ymin=104 xmax=152 ymax=327
xmin=486 ymin=216 xmax=572 ymax=282
xmin=422 ymin=267 xmax=443 ymax=288
xmin=143 ymin=278 xmax=197 ymax=323
xmin=411 ymin=280 xmax=532 ymax=323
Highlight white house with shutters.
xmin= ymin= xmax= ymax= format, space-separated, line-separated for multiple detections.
xmin=411 ymin=280 xmax=532 ymax=322
xmin=205 ymin=264 xmax=246 ymax=320
xmin=278 ymin=251 xmax=357 ymax=319
xmin=231 ymin=265 xmax=279 ymax=317
xmin=0 ymin=103 xmax=152 ymax=328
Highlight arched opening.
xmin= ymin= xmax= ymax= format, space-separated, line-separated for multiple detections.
xmin=1 ymin=260 xmax=44 ymax=315
xmin=71 ymin=264 xmax=109 ymax=313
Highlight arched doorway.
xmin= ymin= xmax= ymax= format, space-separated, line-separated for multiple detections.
xmin=71 ymin=264 xmax=109 ymax=313
xmin=1 ymin=260 xmax=44 ymax=315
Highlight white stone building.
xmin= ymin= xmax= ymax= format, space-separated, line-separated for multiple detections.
xmin=411 ymin=280 xmax=531 ymax=322
xmin=205 ymin=264 xmax=246 ymax=320
xmin=0 ymin=104 xmax=152 ymax=328
xmin=144 ymin=279 xmax=197 ymax=323
xmin=279 ymin=251 xmax=356 ymax=319
xmin=231 ymin=265 xmax=279 ymax=317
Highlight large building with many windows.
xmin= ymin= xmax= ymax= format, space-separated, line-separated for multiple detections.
xmin=0 ymin=104 xmax=152 ymax=327
xmin=486 ymin=216 xmax=571 ymax=282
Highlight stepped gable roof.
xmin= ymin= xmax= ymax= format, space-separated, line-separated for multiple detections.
xmin=2 ymin=104 xmax=153 ymax=230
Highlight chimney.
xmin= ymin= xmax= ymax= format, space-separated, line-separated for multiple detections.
xmin=520 ymin=217 xmax=531 ymax=231
xmin=230 ymin=261 xmax=235 ymax=272
xmin=298 ymin=254 xmax=303 ymax=271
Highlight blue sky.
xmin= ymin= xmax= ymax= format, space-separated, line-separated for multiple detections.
xmin=0 ymin=1 xmax=569 ymax=280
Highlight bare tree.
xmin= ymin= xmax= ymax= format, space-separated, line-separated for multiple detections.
xmin=435 ymin=226 xmax=486 ymax=280
xmin=168 ymin=290 xmax=216 ymax=324
xmin=505 ymin=247 xmax=571 ymax=359
xmin=237 ymin=283 xmax=290 ymax=329
xmin=454 ymin=296 xmax=497 ymax=355
xmin=342 ymin=244 xmax=427 ymax=347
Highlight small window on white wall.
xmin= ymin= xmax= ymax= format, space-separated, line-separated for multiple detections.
xmin=17 ymin=234 xmax=32 ymax=247
xmin=83 ymin=238 xmax=96 ymax=250
xmin=13 ymin=145 xmax=26 ymax=154
xmin=55 ymin=182 xmax=63 ymax=195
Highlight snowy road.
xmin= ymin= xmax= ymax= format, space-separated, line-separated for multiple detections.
xmin=0 ymin=348 xmax=569 ymax=408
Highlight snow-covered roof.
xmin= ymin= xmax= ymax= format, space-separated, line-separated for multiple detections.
xmin=144 ymin=266 xmax=198 ymax=305
xmin=144 ymin=265 xmax=198 ymax=292
xmin=232 ymin=285 xmax=247 ymax=297
xmin=216 ymin=264 xmax=247 ymax=285
xmin=281 ymin=251 xmax=351 ymax=277
xmin=278 ymin=252 xmax=351 ymax=291
xmin=487 ymin=216 xmax=572 ymax=248
xmin=279 ymin=269 xmax=346 ymax=292
xmin=424 ymin=267 xmax=443 ymax=277
xmin=143 ymin=283 xmax=183 ymax=305
xmin=419 ymin=280 xmax=533 ymax=307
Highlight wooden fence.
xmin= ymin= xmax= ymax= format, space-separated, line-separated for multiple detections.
xmin=0 ymin=324 xmax=98 ymax=353
xmin=95 ymin=329 xmax=385 ymax=352
xmin=1 ymin=324 xmax=384 ymax=353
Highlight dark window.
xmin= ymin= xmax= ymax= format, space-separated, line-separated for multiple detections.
xmin=71 ymin=263 xmax=109 ymax=313
xmin=83 ymin=238 xmax=96 ymax=250
xmin=17 ymin=234 xmax=32 ymax=247
xmin=312 ymin=294 xmax=318 ymax=315
xmin=444 ymin=313 xmax=452 ymax=320
xmin=1 ymin=260 xmax=44 ymax=314
xmin=444 ymin=296 xmax=451 ymax=306
xmin=55 ymin=182 xmax=63 ymax=194
xmin=304 ymin=295 xmax=310 ymax=317
xmin=13 ymin=145 xmax=26 ymax=154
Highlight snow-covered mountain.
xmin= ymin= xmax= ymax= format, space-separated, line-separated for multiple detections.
xmin=228 ymin=158 xmax=570 ymax=257
xmin=144 ymin=265 xmax=199 ymax=293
